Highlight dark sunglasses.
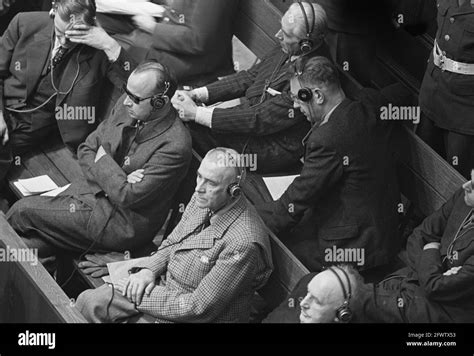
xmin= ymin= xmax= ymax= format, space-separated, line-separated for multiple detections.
xmin=122 ymin=85 xmax=153 ymax=105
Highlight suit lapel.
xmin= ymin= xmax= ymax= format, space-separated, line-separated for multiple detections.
xmin=56 ymin=45 xmax=94 ymax=106
xmin=26 ymin=27 xmax=52 ymax=98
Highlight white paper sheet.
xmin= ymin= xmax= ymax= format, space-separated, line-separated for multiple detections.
xmin=96 ymin=0 xmax=165 ymax=17
xmin=40 ymin=184 xmax=71 ymax=197
xmin=262 ymin=175 xmax=299 ymax=201
xmin=14 ymin=175 xmax=59 ymax=196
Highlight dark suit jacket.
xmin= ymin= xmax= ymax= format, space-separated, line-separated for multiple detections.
xmin=205 ymin=44 xmax=331 ymax=166
xmin=257 ymin=87 xmax=405 ymax=272
xmin=398 ymin=188 xmax=474 ymax=322
xmin=419 ymin=0 xmax=474 ymax=134
xmin=69 ymin=99 xmax=192 ymax=251
xmin=0 ymin=12 xmax=133 ymax=150
xmin=145 ymin=0 xmax=238 ymax=82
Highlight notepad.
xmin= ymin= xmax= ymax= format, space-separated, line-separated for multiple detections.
xmin=40 ymin=184 xmax=71 ymax=197
xmin=14 ymin=175 xmax=59 ymax=197
xmin=262 ymin=175 xmax=299 ymax=201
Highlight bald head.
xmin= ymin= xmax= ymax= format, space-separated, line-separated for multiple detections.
xmin=286 ymin=2 xmax=327 ymax=43
xmin=300 ymin=265 xmax=361 ymax=323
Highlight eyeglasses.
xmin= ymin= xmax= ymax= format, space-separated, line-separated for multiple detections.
xmin=123 ymin=85 xmax=154 ymax=105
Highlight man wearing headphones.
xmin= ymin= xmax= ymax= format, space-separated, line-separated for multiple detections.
xmin=257 ymin=56 xmax=409 ymax=280
xmin=172 ymin=2 xmax=331 ymax=174
xmin=7 ymin=61 xmax=192 ymax=273
xmin=75 ymin=148 xmax=273 ymax=323
xmin=264 ymin=264 xmax=363 ymax=323
xmin=0 ymin=0 xmax=133 ymax=188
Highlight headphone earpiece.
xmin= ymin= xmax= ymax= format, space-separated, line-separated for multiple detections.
xmin=227 ymin=182 xmax=242 ymax=199
xmin=328 ymin=266 xmax=353 ymax=323
xmin=150 ymin=81 xmax=170 ymax=111
xmin=297 ymin=1 xmax=316 ymax=54
xmin=297 ymin=87 xmax=313 ymax=102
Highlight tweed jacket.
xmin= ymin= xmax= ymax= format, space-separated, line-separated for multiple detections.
xmin=135 ymin=194 xmax=273 ymax=323
xmin=69 ymin=98 xmax=192 ymax=251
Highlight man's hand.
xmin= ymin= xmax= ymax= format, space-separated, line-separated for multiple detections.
xmin=423 ymin=242 xmax=441 ymax=250
xmin=132 ymin=15 xmax=157 ymax=34
xmin=443 ymin=266 xmax=462 ymax=276
xmin=174 ymin=89 xmax=199 ymax=102
xmin=94 ymin=145 xmax=107 ymax=163
xmin=66 ymin=24 xmax=121 ymax=60
xmin=123 ymin=269 xmax=156 ymax=306
xmin=0 ymin=111 xmax=9 ymax=146
xmin=171 ymin=91 xmax=198 ymax=122
xmin=127 ymin=169 xmax=145 ymax=184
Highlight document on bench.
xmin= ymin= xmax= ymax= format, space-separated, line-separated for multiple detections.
xmin=262 ymin=175 xmax=299 ymax=201
xmin=105 ymin=257 xmax=150 ymax=285
xmin=13 ymin=175 xmax=59 ymax=197
xmin=96 ymin=0 xmax=165 ymax=17
xmin=40 ymin=184 xmax=71 ymax=197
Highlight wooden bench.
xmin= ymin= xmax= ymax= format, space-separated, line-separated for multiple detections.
xmin=0 ymin=212 xmax=86 ymax=323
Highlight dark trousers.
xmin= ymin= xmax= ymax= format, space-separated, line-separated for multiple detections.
xmin=189 ymin=123 xmax=302 ymax=174
xmin=6 ymin=194 xmax=100 ymax=271
xmin=417 ymin=113 xmax=474 ymax=179
xmin=0 ymin=113 xmax=59 ymax=195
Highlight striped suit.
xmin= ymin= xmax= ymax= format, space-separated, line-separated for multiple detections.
xmin=191 ymin=44 xmax=331 ymax=173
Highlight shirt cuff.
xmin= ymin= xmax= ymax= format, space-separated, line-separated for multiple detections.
xmin=106 ymin=45 xmax=122 ymax=63
xmin=195 ymin=107 xmax=214 ymax=128
xmin=194 ymin=87 xmax=209 ymax=103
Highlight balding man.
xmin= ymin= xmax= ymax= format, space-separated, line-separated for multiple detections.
xmin=75 ymin=148 xmax=273 ymax=323
xmin=172 ymin=2 xmax=331 ymax=174
xmin=7 ymin=61 xmax=192 ymax=272
xmin=264 ymin=264 xmax=363 ymax=323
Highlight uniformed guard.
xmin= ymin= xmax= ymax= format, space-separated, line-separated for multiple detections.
xmin=418 ymin=0 xmax=474 ymax=178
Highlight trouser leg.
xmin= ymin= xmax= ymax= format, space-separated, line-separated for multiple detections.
xmin=76 ymin=284 xmax=144 ymax=323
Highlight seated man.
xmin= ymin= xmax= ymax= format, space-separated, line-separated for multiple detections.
xmin=264 ymin=264 xmax=363 ymax=323
xmin=7 ymin=61 xmax=192 ymax=270
xmin=75 ymin=148 xmax=273 ymax=323
xmin=257 ymin=56 xmax=407 ymax=276
xmin=356 ymin=171 xmax=474 ymax=323
xmin=172 ymin=2 xmax=331 ymax=174
xmin=0 ymin=0 xmax=133 ymax=184
xmin=129 ymin=0 xmax=238 ymax=84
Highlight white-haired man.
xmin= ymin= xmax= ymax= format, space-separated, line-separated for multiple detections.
xmin=76 ymin=148 xmax=273 ymax=323
xmin=172 ymin=2 xmax=332 ymax=174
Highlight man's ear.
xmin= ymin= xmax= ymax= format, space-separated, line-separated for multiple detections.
xmin=314 ymin=89 xmax=325 ymax=105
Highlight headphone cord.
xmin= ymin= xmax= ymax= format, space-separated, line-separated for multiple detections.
xmin=5 ymin=40 xmax=83 ymax=114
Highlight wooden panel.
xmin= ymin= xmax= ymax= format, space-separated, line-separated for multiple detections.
xmin=234 ymin=0 xmax=281 ymax=58
xmin=0 ymin=213 xmax=86 ymax=323
xmin=40 ymin=143 xmax=83 ymax=183
xmin=393 ymin=126 xmax=465 ymax=216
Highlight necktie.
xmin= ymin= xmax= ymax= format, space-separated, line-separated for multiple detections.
xmin=52 ymin=46 xmax=68 ymax=69
xmin=200 ymin=212 xmax=212 ymax=231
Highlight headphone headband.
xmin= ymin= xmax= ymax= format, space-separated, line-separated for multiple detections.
xmin=328 ymin=266 xmax=353 ymax=322
xmin=296 ymin=1 xmax=316 ymax=53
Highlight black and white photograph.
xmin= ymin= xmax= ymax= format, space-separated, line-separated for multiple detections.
xmin=0 ymin=0 xmax=473 ymax=352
